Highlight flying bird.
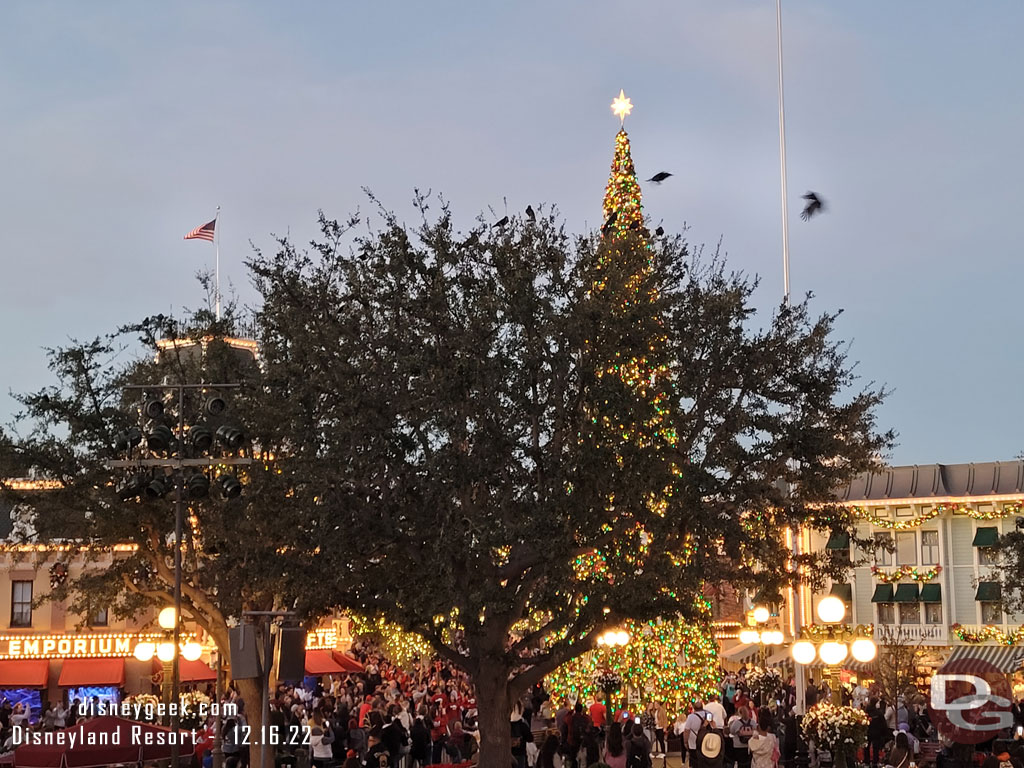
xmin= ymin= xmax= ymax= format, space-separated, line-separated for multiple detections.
xmin=801 ymin=192 xmax=825 ymax=221
xmin=525 ymin=205 xmax=536 ymax=222
xmin=646 ymin=172 xmax=673 ymax=184
xmin=654 ymin=226 xmax=664 ymax=236
xmin=493 ymin=216 xmax=509 ymax=228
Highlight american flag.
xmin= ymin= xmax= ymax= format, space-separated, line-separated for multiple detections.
xmin=184 ymin=219 xmax=216 ymax=242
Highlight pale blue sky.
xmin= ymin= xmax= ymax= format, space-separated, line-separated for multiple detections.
xmin=2 ymin=1 xmax=1022 ymax=465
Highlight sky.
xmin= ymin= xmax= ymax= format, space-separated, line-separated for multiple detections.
xmin=2 ymin=1 xmax=1022 ymax=466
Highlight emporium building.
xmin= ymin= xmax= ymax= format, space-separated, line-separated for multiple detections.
xmin=0 ymin=492 xmax=356 ymax=717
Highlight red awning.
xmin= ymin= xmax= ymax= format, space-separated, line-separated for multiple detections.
xmin=151 ymin=657 xmax=217 ymax=682
xmin=305 ymin=649 xmax=345 ymax=676
xmin=0 ymin=659 xmax=49 ymax=687
xmin=179 ymin=658 xmax=216 ymax=682
xmin=58 ymin=658 xmax=125 ymax=687
xmin=332 ymin=650 xmax=365 ymax=672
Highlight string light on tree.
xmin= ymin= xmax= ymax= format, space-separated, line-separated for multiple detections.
xmin=545 ymin=618 xmax=719 ymax=718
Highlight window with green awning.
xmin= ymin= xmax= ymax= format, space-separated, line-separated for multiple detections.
xmin=973 ymin=527 xmax=999 ymax=547
xmin=752 ymin=588 xmax=783 ymax=606
xmin=872 ymin=584 xmax=894 ymax=603
xmin=826 ymin=532 xmax=850 ymax=550
xmin=893 ymin=583 xmax=920 ymax=603
xmin=830 ymin=583 xmax=853 ymax=602
xmin=919 ymin=584 xmax=942 ymax=603
xmin=976 ymin=582 xmax=1002 ymax=602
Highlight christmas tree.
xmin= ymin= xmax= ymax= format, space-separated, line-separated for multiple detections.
xmin=546 ymin=91 xmax=720 ymax=716
xmin=545 ymin=618 xmax=720 ymax=718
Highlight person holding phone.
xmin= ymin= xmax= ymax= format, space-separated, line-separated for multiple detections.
xmin=705 ymin=693 xmax=727 ymax=729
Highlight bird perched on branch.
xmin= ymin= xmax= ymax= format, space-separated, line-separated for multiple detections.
xmin=801 ymin=192 xmax=825 ymax=221
xmin=493 ymin=216 xmax=509 ymax=228
xmin=601 ymin=211 xmax=618 ymax=234
xmin=646 ymin=172 xmax=673 ymax=184
xmin=525 ymin=205 xmax=536 ymax=222
xmin=654 ymin=226 xmax=664 ymax=236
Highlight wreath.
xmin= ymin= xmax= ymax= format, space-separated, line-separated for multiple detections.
xmin=49 ymin=562 xmax=69 ymax=590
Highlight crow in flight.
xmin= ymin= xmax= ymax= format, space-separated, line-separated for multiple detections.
xmin=646 ymin=172 xmax=673 ymax=184
xmin=801 ymin=192 xmax=825 ymax=221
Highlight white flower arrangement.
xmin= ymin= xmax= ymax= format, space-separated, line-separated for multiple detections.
xmin=122 ymin=693 xmax=161 ymax=721
xmin=744 ymin=666 xmax=783 ymax=699
xmin=800 ymin=703 xmax=869 ymax=752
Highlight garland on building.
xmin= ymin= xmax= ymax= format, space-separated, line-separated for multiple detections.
xmin=852 ymin=501 xmax=1024 ymax=531
xmin=951 ymin=623 xmax=1024 ymax=645
xmin=545 ymin=618 xmax=719 ymax=717
xmin=870 ymin=565 xmax=942 ymax=583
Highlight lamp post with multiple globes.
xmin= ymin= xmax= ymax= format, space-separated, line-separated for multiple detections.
xmin=133 ymin=607 xmax=204 ymax=723
xmin=596 ymin=628 xmax=630 ymax=726
xmin=737 ymin=604 xmax=787 ymax=704
xmin=790 ymin=595 xmax=877 ymax=705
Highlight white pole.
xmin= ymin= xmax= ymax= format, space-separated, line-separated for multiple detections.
xmin=214 ymin=206 xmax=221 ymax=321
xmin=777 ymin=0 xmax=791 ymax=307
xmin=777 ymin=0 xmax=806 ymax=716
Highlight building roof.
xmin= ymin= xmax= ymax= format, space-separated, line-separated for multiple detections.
xmin=836 ymin=461 xmax=1024 ymax=502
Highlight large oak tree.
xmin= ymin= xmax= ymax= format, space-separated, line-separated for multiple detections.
xmin=248 ymin=187 xmax=893 ymax=764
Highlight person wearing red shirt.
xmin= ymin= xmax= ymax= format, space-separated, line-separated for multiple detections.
xmin=357 ymin=696 xmax=373 ymax=728
xmin=429 ymin=705 xmax=449 ymax=765
xmin=589 ymin=698 xmax=607 ymax=729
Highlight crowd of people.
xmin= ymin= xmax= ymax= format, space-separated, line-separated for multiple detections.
xmin=213 ymin=642 xmax=482 ymax=768
xmin=8 ymin=653 xmax=1024 ymax=768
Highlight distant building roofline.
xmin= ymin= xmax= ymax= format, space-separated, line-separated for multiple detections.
xmin=836 ymin=460 xmax=1024 ymax=503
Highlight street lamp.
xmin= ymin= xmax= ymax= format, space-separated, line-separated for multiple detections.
xmin=595 ymin=628 xmax=630 ymax=726
xmin=597 ymin=628 xmax=630 ymax=647
xmin=791 ymin=595 xmax=877 ymax=705
xmin=816 ymin=596 xmax=846 ymax=624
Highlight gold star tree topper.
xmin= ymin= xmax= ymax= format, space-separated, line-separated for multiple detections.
xmin=611 ymin=89 xmax=633 ymax=123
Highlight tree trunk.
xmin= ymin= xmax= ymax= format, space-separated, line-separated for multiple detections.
xmin=476 ymin=659 xmax=515 ymax=768
xmin=235 ymin=676 xmax=265 ymax=765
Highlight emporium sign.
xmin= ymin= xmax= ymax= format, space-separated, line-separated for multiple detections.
xmin=0 ymin=634 xmax=169 ymax=660
xmin=1 ymin=628 xmax=338 ymax=660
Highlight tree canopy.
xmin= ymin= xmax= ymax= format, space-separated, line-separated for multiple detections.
xmin=248 ymin=192 xmax=892 ymax=761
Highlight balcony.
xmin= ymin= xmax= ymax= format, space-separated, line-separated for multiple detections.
xmin=872 ymin=624 xmax=948 ymax=646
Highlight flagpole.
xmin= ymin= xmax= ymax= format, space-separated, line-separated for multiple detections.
xmin=776 ymin=0 xmax=806 ymax=718
xmin=777 ymin=0 xmax=791 ymax=307
xmin=214 ymin=206 xmax=221 ymax=321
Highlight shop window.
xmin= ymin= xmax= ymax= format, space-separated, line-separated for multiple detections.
xmin=978 ymin=547 xmax=1000 ymax=566
xmin=925 ymin=603 xmax=942 ymax=625
xmin=921 ymin=530 xmax=939 ymax=565
xmin=11 ymin=581 xmax=32 ymax=627
xmin=874 ymin=532 xmax=893 ymax=566
xmin=877 ymin=603 xmax=895 ymax=624
xmin=899 ymin=602 xmax=921 ymax=625
xmin=895 ymin=532 xmax=917 ymax=565
xmin=981 ymin=602 xmax=1003 ymax=625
